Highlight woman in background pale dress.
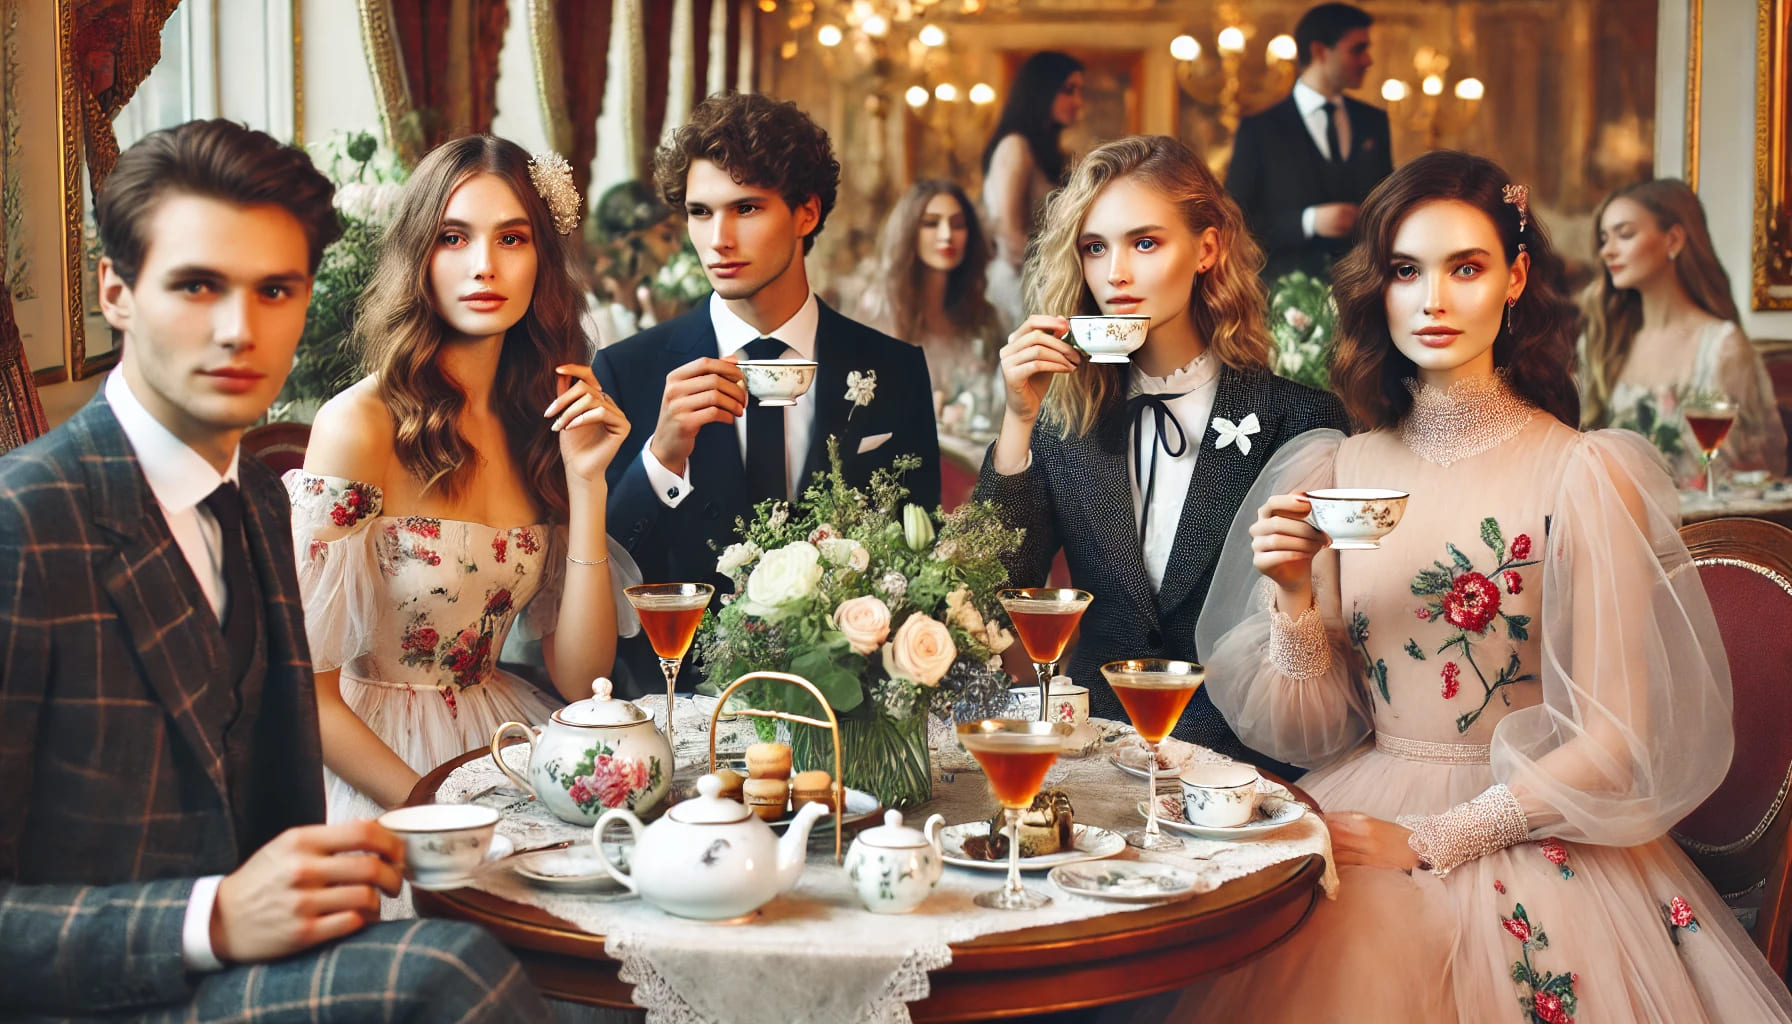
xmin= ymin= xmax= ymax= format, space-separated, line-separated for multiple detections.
xmin=980 ymin=51 xmax=1085 ymax=326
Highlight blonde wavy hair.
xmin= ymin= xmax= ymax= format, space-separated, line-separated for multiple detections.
xmin=1026 ymin=135 xmax=1271 ymax=436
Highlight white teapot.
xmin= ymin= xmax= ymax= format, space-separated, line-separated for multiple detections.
xmin=595 ymin=773 xmax=827 ymax=920
xmin=844 ymin=809 xmax=946 ymax=914
xmin=490 ymin=678 xmax=672 ymax=825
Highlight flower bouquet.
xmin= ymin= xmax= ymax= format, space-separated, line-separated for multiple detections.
xmin=695 ymin=441 xmax=1023 ymax=808
xmin=1268 ymin=270 xmax=1338 ymax=391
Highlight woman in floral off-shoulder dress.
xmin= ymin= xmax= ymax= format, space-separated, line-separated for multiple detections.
xmin=287 ymin=135 xmax=640 ymax=835
xmin=1168 ymin=152 xmax=1792 ymax=1021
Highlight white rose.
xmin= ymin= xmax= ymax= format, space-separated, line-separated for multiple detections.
xmin=944 ymin=585 xmax=986 ymax=635
xmin=716 ymin=541 xmax=762 ymax=576
xmin=818 ymin=537 xmax=870 ymax=573
xmin=1283 ymin=307 xmax=1313 ymax=331
xmin=833 ymin=595 xmax=892 ymax=655
xmin=983 ymin=622 xmax=1015 ymax=655
xmin=881 ymin=614 xmax=957 ymax=687
xmin=808 ymin=523 xmax=839 ymax=545
xmin=743 ymin=541 xmax=823 ymax=612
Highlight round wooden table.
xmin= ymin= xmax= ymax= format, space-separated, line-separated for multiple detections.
xmin=408 ymin=749 xmax=1324 ymax=1020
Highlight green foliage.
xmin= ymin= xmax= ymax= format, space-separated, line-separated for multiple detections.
xmin=1267 ymin=270 xmax=1338 ymax=391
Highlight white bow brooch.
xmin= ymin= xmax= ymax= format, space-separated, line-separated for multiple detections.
xmin=1211 ymin=413 xmax=1260 ymax=455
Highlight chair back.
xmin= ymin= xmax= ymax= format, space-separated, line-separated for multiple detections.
xmin=242 ymin=421 xmax=312 ymax=477
xmin=1673 ymin=516 xmax=1792 ymax=972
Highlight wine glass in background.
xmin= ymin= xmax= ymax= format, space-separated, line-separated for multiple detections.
xmin=1101 ymin=659 xmax=1206 ymax=851
xmin=997 ymin=588 xmax=1092 ymax=722
xmin=623 ymin=583 xmax=714 ymax=759
xmin=1683 ymin=395 xmax=1737 ymax=501
xmin=957 ymin=719 xmax=1074 ymax=909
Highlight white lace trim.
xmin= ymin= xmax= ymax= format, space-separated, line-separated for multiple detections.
xmin=1400 ymin=373 xmax=1535 ymax=467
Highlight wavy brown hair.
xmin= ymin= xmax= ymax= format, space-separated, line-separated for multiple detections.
xmin=357 ymin=135 xmax=588 ymax=518
xmin=1579 ymin=178 xmax=1737 ymax=426
xmin=1329 ymin=150 xmax=1580 ymax=431
xmin=860 ymin=180 xmax=1001 ymax=344
xmin=1027 ymin=135 xmax=1272 ymax=436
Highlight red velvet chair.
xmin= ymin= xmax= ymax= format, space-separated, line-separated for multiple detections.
xmin=242 ymin=421 xmax=311 ymax=477
xmin=1672 ymin=517 xmax=1792 ymax=975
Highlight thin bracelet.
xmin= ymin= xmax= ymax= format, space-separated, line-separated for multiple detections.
xmin=566 ymin=554 xmax=610 ymax=567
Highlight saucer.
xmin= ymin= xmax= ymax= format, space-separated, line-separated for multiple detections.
xmin=1137 ymin=793 xmax=1306 ymax=839
xmin=1049 ymin=860 xmax=1210 ymax=902
xmin=940 ymin=822 xmax=1125 ymax=871
xmin=511 ymin=842 xmax=630 ymax=893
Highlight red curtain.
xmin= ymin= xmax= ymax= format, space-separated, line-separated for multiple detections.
xmin=0 ymin=287 xmax=48 ymax=452
xmin=389 ymin=0 xmax=509 ymax=151
xmin=558 ymin=0 xmax=614 ymax=201
xmin=72 ymin=0 xmax=182 ymax=191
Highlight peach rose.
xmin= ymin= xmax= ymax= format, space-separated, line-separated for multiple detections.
xmin=833 ymin=595 xmax=892 ymax=656
xmin=881 ymin=614 xmax=957 ymax=687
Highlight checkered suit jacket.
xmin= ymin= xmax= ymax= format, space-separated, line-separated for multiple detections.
xmin=975 ymin=366 xmax=1347 ymax=767
xmin=0 ymin=394 xmax=325 ymax=1016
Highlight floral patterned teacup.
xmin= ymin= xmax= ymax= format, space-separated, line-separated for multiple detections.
xmin=1303 ymin=488 xmax=1410 ymax=550
xmin=1066 ymin=315 xmax=1149 ymax=363
xmin=1179 ymin=762 xmax=1261 ymax=828
xmin=377 ymin=803 xmax=501 ymax=891
xmin=738 ymin=358 xmax=819 ymax=407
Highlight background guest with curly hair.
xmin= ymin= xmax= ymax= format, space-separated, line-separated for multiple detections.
xmin=592 ymin=91 xmax=940 ymax=694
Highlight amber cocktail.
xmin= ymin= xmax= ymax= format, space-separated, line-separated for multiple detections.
xmin=1684 ymin=399 xmax=1737 ymax=501
xmin=958 ymin=719 xmax=1074 ymax=909
xmin=997 ymin=588 xmax=1092 ymax=722
xmin=1102 ymin=659 xmax=1206 ymax=851
xmin=624 ymin=583 xmax=714 ymax=758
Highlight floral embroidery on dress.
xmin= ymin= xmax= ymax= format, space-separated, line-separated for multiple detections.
xmin=1661 ymin=895 xmax=1701 ymax=943
xmin=1538 ymin=838 xmax=1574 ymax=879
xmin=1348 ymin=606 xmax=1390 ymax=703
xmin=398 ymin=619 xmax=440 ymax=669
xmin=513 ymin=528 xmax=541 ymax=555
xmin=1441 ymin=661 xmax=1461 ymax=699
xmin=1410 ymin=517 xmax=1542 ymax=733
xmin=1501 ymin=903 xmax=1580 ymax=1023
xmin=1495 ymin=879 xmax=1507 ymax=894
xmin=329 ymin=482 xmax=379 ymax=528
xmin=492 ymin=535 xmax=508 ymax=563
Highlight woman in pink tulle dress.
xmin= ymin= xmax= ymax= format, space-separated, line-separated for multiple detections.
xmin=1178 ymin=152 xmax=1792 ymax=1021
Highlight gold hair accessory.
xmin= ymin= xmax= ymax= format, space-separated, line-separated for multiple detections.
xmin=528 ymin=151 xmax=582 ymax=236
xmin=1501 ymin=183 xmax=1530 ymax=252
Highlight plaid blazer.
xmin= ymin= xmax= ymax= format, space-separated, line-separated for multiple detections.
xmin=975 ymin=366 xmax=1347 ymax=767
xmin=0 ymin=394 xmax=325 ymax=1016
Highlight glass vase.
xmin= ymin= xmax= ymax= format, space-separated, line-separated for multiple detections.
xmin=792 ymin=705 xmax=933 ymax=810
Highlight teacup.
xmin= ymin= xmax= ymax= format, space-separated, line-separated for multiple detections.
xmin=1304 ymin=488 xmax=1410 ymax=550
xmin=1066 ymin=315 xmax=1149 ymax=363
xmin=738 ymin=358 xmax=819 ymax=407
xmin=1180 ymin=762 xmax=1262 ymax=828
xmin=377 ymin=803 xmax=501 ymax=891
xmin=1048 ymin=676 xmax=1089 ymax=727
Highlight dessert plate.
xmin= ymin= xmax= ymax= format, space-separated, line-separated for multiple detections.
xmin=1049 ymin=860 xmax=1211 ymax=902
xmin=939 ymin=822 xmax=1125 ymax=871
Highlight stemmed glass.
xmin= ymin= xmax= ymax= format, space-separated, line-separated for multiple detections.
xmin=997 ymin=588 xmax=1093 ymax=722
xmin=1682 ymin=396 xmax=1737 ymax=501
xmin=1100 ymin=659 xmax=1206 ymax=851
xmin=956 ymin=719 xmax=1074 ymax=909
xmin=623 ymin=583 xmax=714 ymax=759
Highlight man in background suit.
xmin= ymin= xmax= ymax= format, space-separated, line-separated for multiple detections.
xmin=0 ymin=120 xmax=547 ymax=1022
xmin=1226 ymin=2 xmax=1393 ymax=283
xmin=594 ymin=92 xmax=940 ymax=693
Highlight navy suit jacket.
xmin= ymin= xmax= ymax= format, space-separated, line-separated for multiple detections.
xmin=592 ymin=301 xmax=941 ymax=690
xmin=1226 ymin=93 xmax=1394 ymax=283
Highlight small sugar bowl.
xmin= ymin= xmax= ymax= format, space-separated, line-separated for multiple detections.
xmin=844 ymin=809 xmax=946 ymax=914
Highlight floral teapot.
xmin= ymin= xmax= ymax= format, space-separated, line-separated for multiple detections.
xmin=490 ymin=678 xmax=671 ymax=825
xmin=845 ymin=809 xmax=946 ymax=914
xmin=595 ymin=773 xmax=828 ymax=920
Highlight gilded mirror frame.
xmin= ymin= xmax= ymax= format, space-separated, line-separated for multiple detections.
xmin=1757 ymin=0 xmax=1792 ymax=310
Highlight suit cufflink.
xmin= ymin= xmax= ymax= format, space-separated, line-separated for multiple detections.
xmin=667 ymin=487 xmax=680 ymax=499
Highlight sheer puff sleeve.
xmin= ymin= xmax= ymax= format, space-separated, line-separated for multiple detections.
xmin=515 ymin=527 xmax=643 ymax=642
xmin=1488 ymin=427 xmax=1733 ymax=846
xmin=283 ymin=470 xmax=386 ymax=673
xmin=1195 ymin=429 xmax=1373 ymax=770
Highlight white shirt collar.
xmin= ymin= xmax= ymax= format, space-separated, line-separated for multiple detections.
xmin=709 ymin=290 xmax=820 ymax=359
xmin=1293 ymin=80 xmax=1340 ymax=118
xmin=1128 ymin=351 xmax=1220 ymax=397
xmin=104 ymin=368 xmax=239 ymax=515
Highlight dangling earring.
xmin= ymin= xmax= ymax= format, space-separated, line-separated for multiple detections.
xmin=1504 ymin=296 xmax=1518 ymax=337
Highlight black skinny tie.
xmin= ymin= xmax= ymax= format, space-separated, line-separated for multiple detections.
xmin=1127 ymin=392 xmax=1189 ymax=547
xmin=1323 ymin=100 xmax=1345 ymax=164
xmin=743 ymin=337 xmax=788 ymax=504
xmin=202 ymin=481 xmax=256 ymax=682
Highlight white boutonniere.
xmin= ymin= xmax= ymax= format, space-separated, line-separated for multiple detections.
xmin=1211 ymin=412 xmax=1260 ymax=455
xmin=845 ymin=370 xmax=877 ymax=421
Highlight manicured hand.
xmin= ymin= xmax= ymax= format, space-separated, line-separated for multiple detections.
xmin=1324 ymin=811 xmax=1420 ymax=872
xmin=648 ymin=355 xmax=747 ymax=476
xmin=547 ymin=364 xmax=629 ymax=482
xmin=1251 ymin=492 xmax=1329 ymax=607
xmin=998 ymin=314 xmax=1081 ymax=426
xmin=210 ymin=821 xmax=405 ymax=963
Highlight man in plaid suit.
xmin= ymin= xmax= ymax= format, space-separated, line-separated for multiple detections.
xmin=0 ymin=120 xmax=550 ymax=1022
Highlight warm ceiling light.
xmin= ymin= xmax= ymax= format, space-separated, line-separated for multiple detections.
xmin=918 ymin=24 xmax=946 ymax=47
xmin=1169 ymin=34 xmax=1201 ymax=61
xmin=1267 ymin=34 xmax=1297 ymax=62
xmin=1454 ymin=77 xmax=1485 ymax=100
xmin=1217 ymin=26 xmax=1245 ymax=54
xmin=779 ymin=40 xmax=798 ymax=59
xmin=757 ymin=0 xmax=776 ymax=11
xmin=969 ymin=82 xmax=996 ymax=105
xmin=817 ymin=24 xmax=842 ymax=47
xmin=905 ymin=85 xmax=929 ymax=107
xmin=862 ymin=13 xmax=889 ymax=37
xmin=934 ymin=82 xmax=958 ymax=102
xmin=1421 ymin=74 xmax=1444 ymax=96
xmin=1381 ymin=78 xmax=1408 ymax=102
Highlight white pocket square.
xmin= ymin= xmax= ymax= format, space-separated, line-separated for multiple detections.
xmin=857 ymin=432 xmax=894 ymax=454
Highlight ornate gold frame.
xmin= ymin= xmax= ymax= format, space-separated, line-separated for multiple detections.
xmin=357 ymin=0 xmax=419 ymax=166
xmin=527 ymin=0 xmax=573 ymax=157
xmin=1756 ymin=0 xmax=1792 ymax=310
xmin=1686 ymin=0 xmax=1702 ymax=190
xmin=53 ymin=0 xmax=115 ymax=380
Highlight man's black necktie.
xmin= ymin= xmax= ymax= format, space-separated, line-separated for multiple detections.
xmin=1323 ymin=100 xmax=1345 ymax=165
xmin=202 ymin=482 xmax=256 ymax=682
xmin=743 ymin=337 xmax=788 ymax=504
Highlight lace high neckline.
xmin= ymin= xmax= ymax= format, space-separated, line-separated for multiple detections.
xmin=1400 ymin=373 xmax=1534 ymax=467
xmin=1129 ymin=351 xmax=1216 ymax=396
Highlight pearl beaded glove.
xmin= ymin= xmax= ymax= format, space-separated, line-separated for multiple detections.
xmin=1397 ymin=784 xmax=1530 ymax=878
xmin=1268 ymin=603 xmax=1331 ymax=680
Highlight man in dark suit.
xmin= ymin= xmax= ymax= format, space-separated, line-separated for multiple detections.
xmin=594 ymin=92 xmax=940 ymax=693
xmin=1226 ymin=2 xmax=1393 ymax=283
xmin=0 ymin=120 xmax=547 ymax=1022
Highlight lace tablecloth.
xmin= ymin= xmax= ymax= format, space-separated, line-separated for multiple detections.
xmin=439 ymin=716 xmax=1335 ymax=1024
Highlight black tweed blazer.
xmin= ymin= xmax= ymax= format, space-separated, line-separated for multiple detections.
xmin=974 ymin=366 xmax=1347 ymax=768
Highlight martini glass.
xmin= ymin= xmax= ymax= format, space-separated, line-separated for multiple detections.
xmin=1683 ymin=397 xmax=1737 ymax=501
xmin=957 ymin=719 xmax=1074 ymax=909
xmin=1101 ymin=659 xmax=1206 ymax=851
xmin=623 ymin=583 xmax=714 ymax=759
xmin=997 ymin=588 xmax=1093 ymax=722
